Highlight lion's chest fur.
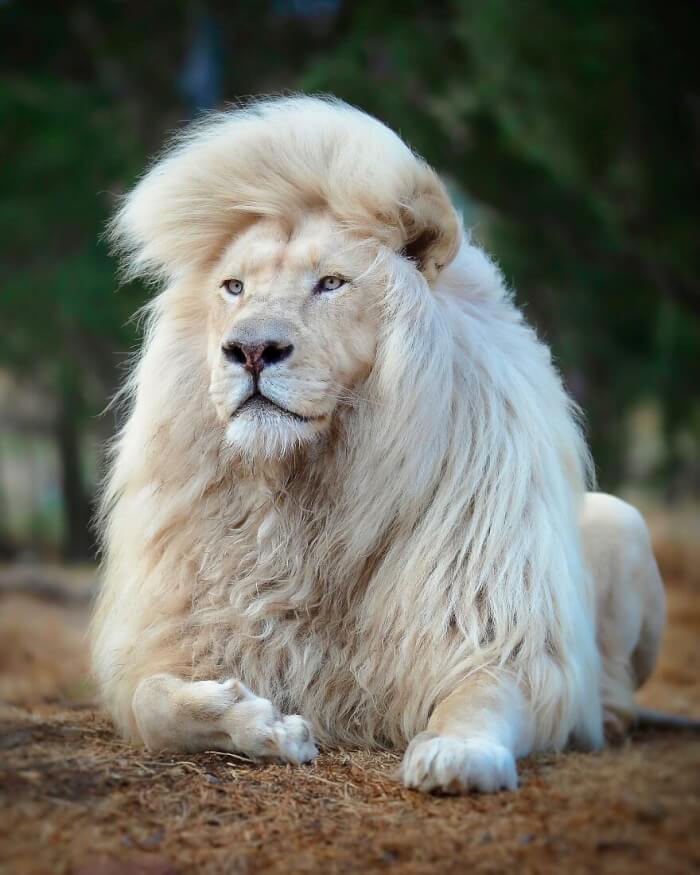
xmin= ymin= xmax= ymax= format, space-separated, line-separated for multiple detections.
xmin=185 ymin=480 xmax=447 ymax=747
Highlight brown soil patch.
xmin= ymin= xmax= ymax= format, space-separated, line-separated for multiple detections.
xmin=1 ymin=555 xmax=699 ymax=874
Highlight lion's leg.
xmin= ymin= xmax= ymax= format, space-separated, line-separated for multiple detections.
xmin=400 ymin=673 xmax=534 ymax=794
xmin=131 ymin=673 xmax=318 ymax=763
xmin=580 ymin=492 xmax=666 ymax=737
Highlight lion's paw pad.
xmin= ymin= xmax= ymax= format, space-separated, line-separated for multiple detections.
xmin=401 ymin=734 xmax=517 ymax=794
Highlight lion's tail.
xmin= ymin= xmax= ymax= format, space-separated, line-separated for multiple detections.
xmin=635 ymin=706 xmax=700 ymax=731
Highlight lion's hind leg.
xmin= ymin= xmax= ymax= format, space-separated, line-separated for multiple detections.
xmin=132 ymin=673 xmax=318 ymax=763
xmin=581 ymin=492 xmax=666 ymax=738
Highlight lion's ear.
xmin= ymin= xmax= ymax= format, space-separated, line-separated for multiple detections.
xmin=397 ymin=166 xmax=463 ymax=283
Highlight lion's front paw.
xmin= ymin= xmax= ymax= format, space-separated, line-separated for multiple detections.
xmin=400 ymin=733 xmax=517 ymax=794
xmin=267 ymin=714 xmax=318 ymax=764
xmin=216 ymin=681 xmax=318 ymax=764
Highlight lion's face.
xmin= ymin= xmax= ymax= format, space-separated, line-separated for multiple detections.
xmin=207 ymin=213 xmax=381 ymax=458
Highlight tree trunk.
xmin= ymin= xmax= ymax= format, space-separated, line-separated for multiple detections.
xmin=56 ymin=381 xmax=91 ymax=560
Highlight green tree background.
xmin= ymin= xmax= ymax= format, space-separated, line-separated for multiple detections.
xmin=1 ymin=0 xmax=698 ymax=558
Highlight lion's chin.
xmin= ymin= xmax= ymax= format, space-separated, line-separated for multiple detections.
xmin=224 ymin=396 xmax=327 ymax=460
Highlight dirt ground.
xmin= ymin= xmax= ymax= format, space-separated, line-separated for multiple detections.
xmin=1 ymin=513 xmax=699 ymax=875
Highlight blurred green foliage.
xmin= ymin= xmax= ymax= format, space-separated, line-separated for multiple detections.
xmin=1 ymin=79 xmax=143 ymax=386
xmin=1 ymin=0 xmax=698 ymax=554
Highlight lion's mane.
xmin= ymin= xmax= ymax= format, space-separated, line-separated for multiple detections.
xmin=93 ymin=96 xmax=603 ymax=751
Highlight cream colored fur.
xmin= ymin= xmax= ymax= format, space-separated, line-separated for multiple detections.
xmin=92 ymin=96 xmax=664 ymax=793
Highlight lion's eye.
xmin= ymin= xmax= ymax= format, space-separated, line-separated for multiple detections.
xmin=316 ymin=275 xmax=346 ymax=294
xmin=222 ymin=279 xmax=244 ymax=296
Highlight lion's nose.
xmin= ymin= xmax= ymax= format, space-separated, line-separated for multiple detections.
xmin=222 ymin=339 xmax=294 ymax=375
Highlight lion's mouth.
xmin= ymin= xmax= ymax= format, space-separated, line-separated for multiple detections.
xmin=233 ymin=392 xmax=320 ymax=424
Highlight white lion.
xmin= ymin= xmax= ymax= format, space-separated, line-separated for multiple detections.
xmin=92 ymin=95 xmax=665 ymax=793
